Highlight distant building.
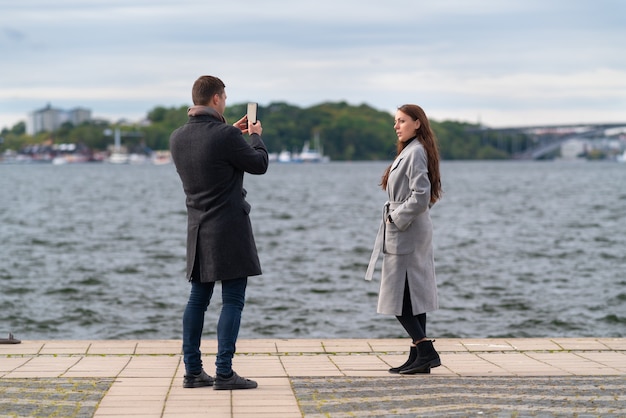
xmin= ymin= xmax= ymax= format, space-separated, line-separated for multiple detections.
xmin=67 ymin=107 xmax=91 ymax=126
xmin=560 ymin=138 xmax=587 ymax=160
xmin=27 ymin=104 xmax=92 ymax=135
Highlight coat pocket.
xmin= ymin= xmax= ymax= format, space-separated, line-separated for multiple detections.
xmin=383 ymin=222 xmax=416 ymax=255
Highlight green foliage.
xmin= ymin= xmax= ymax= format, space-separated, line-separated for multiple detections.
xmin=224 ymin=101 xmax=396 ymax=160
xmin=9 ymin=121 xmax=26 ymax=135
xmin=1 ymin=102 xmax=530 ymax=160
xmin=1 ymin=121 xmax=42 ymax=151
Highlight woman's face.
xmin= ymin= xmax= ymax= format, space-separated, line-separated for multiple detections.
xmin=394 ymin=110 xmax=420 ymax=143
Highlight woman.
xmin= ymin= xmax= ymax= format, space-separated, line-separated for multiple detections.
xmin=365 ymin=104 xmax=442 ymax=374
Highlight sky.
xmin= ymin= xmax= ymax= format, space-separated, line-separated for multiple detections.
xmin=1 ymin=0 xmax=625 ymax=131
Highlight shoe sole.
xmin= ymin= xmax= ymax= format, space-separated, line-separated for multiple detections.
xmin=214 ymin=384 xmax=257 ymax=390
xmin=399 ymin=359 xmax=441 ymax=375
xmin=183 ymin=377 xmax=214 ymax=388
xmin=183 ymin=382 xmax=214 ymax=388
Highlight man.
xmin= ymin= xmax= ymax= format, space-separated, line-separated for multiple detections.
xmin=169 ymin=75 xmax=268 ymax=390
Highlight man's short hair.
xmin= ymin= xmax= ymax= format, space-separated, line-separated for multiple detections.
xmin=192 ymin=76 xmax=226 ymax=105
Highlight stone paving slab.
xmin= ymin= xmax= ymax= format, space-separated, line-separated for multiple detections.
xmin=0 ymin=338 xmax=624 ymax=417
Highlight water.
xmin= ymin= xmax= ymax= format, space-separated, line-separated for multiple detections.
xmin=1 ymin=161 xmax=624 ymax=340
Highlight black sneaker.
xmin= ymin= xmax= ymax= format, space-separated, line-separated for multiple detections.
xmin=183 ymin=369 xmax=214 ymax=388
xmin=213 ymin=371 xmax=257 ymax=390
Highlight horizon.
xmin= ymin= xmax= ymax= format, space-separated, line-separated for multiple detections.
xmin=7 ymin=99 xmax=626 ymax=133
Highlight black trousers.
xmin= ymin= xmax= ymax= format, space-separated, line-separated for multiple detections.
xmin=395 ymin=278 xmax=426 ymax=342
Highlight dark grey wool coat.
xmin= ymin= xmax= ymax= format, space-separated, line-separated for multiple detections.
xmin=169 ymin=113 xmax=268 ymax=282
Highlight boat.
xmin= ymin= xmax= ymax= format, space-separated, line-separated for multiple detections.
xmin=294 ymin=131 xmax=330 ymax=163
xmin=108 ymin=150 xmax=129 ymax=164
xmin=278 ymin=150 xmax=292 ymax=163
xmin=52 ymin=154 xmax=89 ymax=165
xmin=106 ymin=128 xmax=129 ymax=164
xmin=151 ymin=150 xmax=172 ymax=165
xmin=128 ymin=153 xmax=150 ymax=164
xmin=298 ymin=141 xmax=320 ymax=162
xmin=272 ymin=131 xmax=330 ymax=163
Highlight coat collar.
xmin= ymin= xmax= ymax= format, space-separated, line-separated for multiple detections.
xmin=397 ymin=137 xmax=419 ymax=158
xmin=187 ymin=105 xmax=226 ymax=123
xmin=391 ymin=137 xmax=419 ymax=170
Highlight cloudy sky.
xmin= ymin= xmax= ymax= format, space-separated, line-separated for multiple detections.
xmin=1 ymin=0 xmax=624 ymax=130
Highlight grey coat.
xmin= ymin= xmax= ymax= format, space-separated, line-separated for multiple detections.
xmin=169 ymin=113 xmax=268 ymax=282
xmin=365 ymin=139 xmax=438 ymax=315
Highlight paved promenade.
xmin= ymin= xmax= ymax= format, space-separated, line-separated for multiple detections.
xmin=1 ymin=338 xmax=625 ymax=417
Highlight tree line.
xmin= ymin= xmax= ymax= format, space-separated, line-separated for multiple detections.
xmin=1 ymin=102 xmax=529 ymax=160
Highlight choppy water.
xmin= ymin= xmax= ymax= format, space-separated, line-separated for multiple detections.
xmin=1 ymin=161 xmax=624 ymax=340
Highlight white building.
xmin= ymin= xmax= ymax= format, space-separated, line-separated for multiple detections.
xmin=27 ymin=104 xmax=92 ymax=135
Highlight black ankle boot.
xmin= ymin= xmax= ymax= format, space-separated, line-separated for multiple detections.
xmin=388 ymin=345 xmax=417 ymax=373
xmin=399 ymin=340 xmax=441 ymax=375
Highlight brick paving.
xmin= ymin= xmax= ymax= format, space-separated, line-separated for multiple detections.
xmin=292 ymin=376 xmax=626 ymax=417
xmin=0 ymin=338 xmax=624 ymax=417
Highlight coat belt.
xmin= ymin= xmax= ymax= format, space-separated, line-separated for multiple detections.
xmin=364 ymin=220 xmax=383 ymax=281
xmin=365 ymin=201 xmax=401 ymax=281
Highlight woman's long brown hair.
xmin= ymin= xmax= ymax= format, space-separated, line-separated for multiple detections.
xmin=380 ymin=104 xmax=442 ymax=204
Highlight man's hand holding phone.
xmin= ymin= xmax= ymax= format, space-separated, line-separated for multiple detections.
xmin=233 ymin=116 xmax=262 ymax=136
xmin=234 ymin=115 xmax=249 ymax=133
xmin=248 ymin=119 xmax=262 ymax=136
xmin=234 ymin=102 xmax=262 ymax=136
xmin=247 ymin=102 xmax=262 ymax=136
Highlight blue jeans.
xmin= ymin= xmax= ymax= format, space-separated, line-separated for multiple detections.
xmin=182 ymin=277 xmax=247 ymax=376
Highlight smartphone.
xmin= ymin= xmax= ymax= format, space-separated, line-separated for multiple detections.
xmin=247 ymin=102 xmax=258 ymax=124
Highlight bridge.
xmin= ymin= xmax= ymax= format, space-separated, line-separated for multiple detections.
xmin=472 ymin=123 xmax=626 ymax=160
